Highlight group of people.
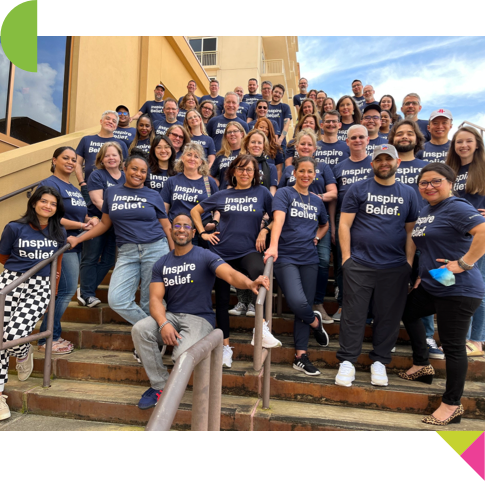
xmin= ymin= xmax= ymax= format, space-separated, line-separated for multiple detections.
xmin=1 ymin=75 xmax=484 ymax=428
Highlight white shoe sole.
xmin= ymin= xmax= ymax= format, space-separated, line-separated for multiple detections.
xmin=335 ymin=378 xmax=354 ymax=387
xmin=228 ymin=311 xmax=245 ymax=316
xmin=77 ymin=287 xmax=86 ymax=306
xmin=371 ymin=379 xmax=388 ymax=386
xmin=86 ymin=299 xmax=101 ymax=308
xmin=322 ymin=319 xmax=334 ymax=324
xmin=0 ymin=410 xmax=11 ymax=421
xmin=222 ymin=362 xmax=232 ymax=369
xmin=246 ymin=312 xmax=255 ymax=317
xmin=292 ymin=363 xmax=320 ymax=376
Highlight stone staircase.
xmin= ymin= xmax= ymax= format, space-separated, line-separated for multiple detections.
xmin=5 ymin=270 xmax=485 ymax=431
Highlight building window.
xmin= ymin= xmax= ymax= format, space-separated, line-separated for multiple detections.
xmin=0 ymin=36 xmax=71 ymax=145
xmin=188 ymin=37 xmax=218 ymax=67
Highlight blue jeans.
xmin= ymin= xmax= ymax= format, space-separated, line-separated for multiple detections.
xmin=80 ymin=227 xmax=116 ymax=298
xmin=468 ymin=254 xmax=485 ymax=342
xmin=108 ymin=238 xmax=169 ymax=325
xmin=38 ymin=251 xmax=81 ymax=345
xmin=314 ymin=229 xmax=331 ymax=304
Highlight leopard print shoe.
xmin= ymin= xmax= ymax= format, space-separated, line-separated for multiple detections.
xmin=422 ymin=405 xmax=464 ymax=426
xmin=397 ymin=364 xmax=435 ymax=384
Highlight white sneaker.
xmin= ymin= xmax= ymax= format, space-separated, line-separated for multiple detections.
xmin=0 ymin=394 xmax=10 ymax=421
xmin=222 ymin=345 xmax=234 ymax=368
xmin=251 ymin=321 xmax=282 ymax=348
xmin=391 ymin=347 xmax=396 ymax=353
xmin=335 ymin=361 xmax=355 ymax=387
xmin=371 ymin=361 xmax=388 ymax=386
xmin=246 ymin=303 xmax=255 ymax=317
xmin=228 ymin=302 xmax=247 ymax=316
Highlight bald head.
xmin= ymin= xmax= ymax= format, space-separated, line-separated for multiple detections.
xmin=363 ymin=85 xmax=375 ymax=102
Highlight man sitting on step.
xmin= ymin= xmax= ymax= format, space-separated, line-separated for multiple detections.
xmin=132 ymin=214 xmax=269 ymax=410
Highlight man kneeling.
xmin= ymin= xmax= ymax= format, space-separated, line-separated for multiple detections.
xmin=132 ymin=214 xmax=269 ymax=409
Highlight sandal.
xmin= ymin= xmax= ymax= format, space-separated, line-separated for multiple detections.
xmin=37 ymin=341 xmax=73 ymax=355
xmin=58 ymin=337 xmax=74 ymax=349
xmin=466 ymin=341 xmax=484 ymax=357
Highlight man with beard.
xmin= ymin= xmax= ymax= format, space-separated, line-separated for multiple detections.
xmin=132 ymin=214 xmax=270 ymax=410
xmin=293 ymin=78 xmax=308 ymax=114
xmin=401 ymin=93 xmax=431 ymax=142
xmin=132 ymin=83 xmax=166 ymax=123
xmin=360 ymin=85 xmax=379 ymax=113
xmin=361 ymin=105 xmax=385 ymax=156
xmin=200 ymin=80 xmax=225 ymax=116
xmin=242 ymin=78 xmax=263 ymax=107
xmin=351 ymin=79 xmax=365 ymax=111
xmin=153 ymin=98 xmax=183 ymax=136
xmin=234 ymin=86 xmax=251 ymax=122
xmin=335 ymin=144 xmax=418 ymax=388
xmin=113 ymin=105 xmax=136 ymax=148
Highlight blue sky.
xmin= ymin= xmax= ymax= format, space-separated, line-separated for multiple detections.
xmin=297 ymin=36 xmax=485 ymax=135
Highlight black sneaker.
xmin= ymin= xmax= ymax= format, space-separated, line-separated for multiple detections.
xmin=312 ymin=311 xmax=329 ymax=347
xmin=293 ymin=354 xmax=321 ymax=376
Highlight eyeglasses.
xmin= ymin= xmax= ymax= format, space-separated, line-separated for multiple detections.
xmin=418 ymin=179 xmax=445 ymax=189
xmin=257 ymin=106 xmax=268 ymax=110
xmin=363 ymin=115 xmax=381 ymax=121
xmin=236 ymin=167 xmax=254 ymax=173
xmin=404 ymin=101 xmax=419 ymax=107
xmin=202 ymin=106 xmax=213 ymax=111
xmin=349 ymin=135 xmax=367 ymax=140
xmin=169 ymin=133 xmax=184 ymax=140
xmin=173 ymin=224 xmax=193 ymax=230
xmin=117 ymin=112 xmax=129 ymax=116
xmin=324 ymin=120 xmax=338 ymax=124
xmin=226 ymin=130 xmax=241 ymax=135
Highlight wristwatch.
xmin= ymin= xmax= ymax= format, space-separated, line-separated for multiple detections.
xmin=315 ymin=236 xmax=320 ymax=241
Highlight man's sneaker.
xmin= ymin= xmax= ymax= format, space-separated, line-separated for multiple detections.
xmin=246 ymin=303 xmax=255 ymax=317
xmin=427 ymin=338 xmax=445 ymax=360
xmin=137 ymin=387 xmax=163 ymax=410
xmin=133 ymin=349 xmax=142 ymax=364
xmin=293 ymin=353 xmax=321 ymax=376
xmin=85 ymin=296 xmax=101 ymax=308
xmin=371 ymin=361 xmax=388 ymax=386
xmin=16 ymin=344 xmax=34 ymax=382
xmin=332 ymin=307 xmax=342 ymax=321
xmin=251 ymin=321 xmax=282 ymax=348
xmin=0 ymin=394 xmax=11 ymax=420
xmin=228 ymin=302 xmax=247 ymax=316
xmin=391 ymin=346 xmax=396 ymax=353
xmin=312 ymin=311 xmax=329 ymax=347
xmin=312 ymin=304 xmax=334 ymax=324
xmin=76 ymin=287 xmax=86 ymax=306
xmin=335 ymin=361 xmax=355 ymax=387
xmin=222 ymin=345 xmax=234 ymax=368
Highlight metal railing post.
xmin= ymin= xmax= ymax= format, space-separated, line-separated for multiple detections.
xmin=191 ymin=354 xmax=211 ymax=431
xmin=43 ymin=258 xmax=57 ymax=388
xmin=262 ymin=349 xmax=271 ymax=409
xmin=208 ymin=342 xmax=223 ymax=431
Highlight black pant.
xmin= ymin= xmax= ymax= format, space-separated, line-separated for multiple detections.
xmin=337 ymin=258 xmax=411 ymax=364
xmin=402 ymin=284 xmax=481 ymax=406
xmin=215 ymin=252 xmax=264 ymax=339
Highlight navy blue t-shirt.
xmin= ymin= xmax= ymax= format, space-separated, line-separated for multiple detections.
xmin=87 ymin=169 xmax=125 ymax=217
xmin=258 ymin=160 xmax=278 ymax=188
xmin=293 ymin=93 xmax=306 ymax=107
xmin=132 ymin=138 xmax=151 ymax=154
xmin=317 ymin=140 xmax=351 ymax=171
xmin=102 ymin=184 xmax=167 ymax=246
xmin=333 ymin=156 xmax=373 ymax=211
xmin=412 ymin=196 xmax=485 ymax=298
xmin=210 ymin=150 xmax=240 ymax=190
xmin=199 ymin=185 xmax=273 ymax=260
xmin=395 ymin=158 xmax=428 ymax=207
xmin=272 ymin=187 xmax=328 ymax=265
xmin=242 ymin=93 xmax=262 ymax=107
xmin=416 ymin=119 xmax=431 ymax=142
xmin=191 ymin=134 xmax=216 ymax=159
xmin=378 ymin=131 xmax=390 ymax=141
xmin=151 ymin=246 xmax=225 ymax=327
xmin=342 ymin=178 xmax=419 ymax=269
xmin=236 ymin=102 xmax=250 ymax=122
xmin=153 ymin=118 xmax=183 ymax=136
xmin=267 ymin=102 xmax=292 ymax=146
xmin=206 ymin=115 xmax=249 ymax=152
xmin=416 ymin=141 xmax=450 ymax=163
xmin=0 ymin=222 xmax=66 ymax=277
xmin=145 ymin=168 xmax=170 ymax=194
xmin=177 ymin=109 xmax=188 ymax=123
xmin=248 ymin=118 xmax=281 ymax=135
xmin=200 ymin=95 xmax=224 ymax=115
xmin=337 ymin=122 xmax=355 ymax=142
xmin=139 ymin=100 xmax=165 ymax=123
xmin=113 ymin=127 xmax=136 ymax=148
xmin=76 ymin=135 xmax=128 ymax=181
xmin=161 ymin=173 xmax=218 ymax=222
xmin=38 ymin=176 xmax=87 ymax=253
xmin=454 ymin=164 xmax=485 ymax=210
xmin=366 ymin=136 xmax=386 ymax=156
xmin=353 ymin=96 xmax=365 ymax=110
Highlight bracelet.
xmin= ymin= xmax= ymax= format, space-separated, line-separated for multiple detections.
xmin=213 ymin=220 xmax=219 ymax=226
xmin=315 ymin=236 xmax=320 ymax=241
xmin=79 ymin=182 xmax=87 ymax=187
xmin=458 ymin=257 xmax=474 ymax=271
xmin=158 ymin=321 xmax=170 ymax=333
xmin=263 ymin=226 xmax=271 ymax=233
xmin=199 ymin=231 xmax=207 ymax=236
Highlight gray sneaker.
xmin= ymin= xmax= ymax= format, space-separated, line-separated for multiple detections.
xmin=229 ymin=302 xmax=247 ymax=316
xmin=332 ymin=308 xmax=342 ymax=320
xmin=246 ymin=303 xmax=255 ymax=317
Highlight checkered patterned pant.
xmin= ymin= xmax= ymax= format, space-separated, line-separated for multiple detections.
xmin=1 ymin=269 xmax=51 ymax=386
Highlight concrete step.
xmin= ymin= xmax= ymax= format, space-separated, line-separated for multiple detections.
xmin=4 ymin=377 xmax=484 ymax=431
xmin=32 ymin=323 xmax=484 ymax=382
xmin=8 ymin=349 xmax=485 ymax=419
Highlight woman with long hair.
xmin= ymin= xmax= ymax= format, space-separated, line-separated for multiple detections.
xmin=38 ymin=147 xmax=99 ymax=354
xmin=399 ymin=163 xmax=485 ymax=425
xmin=379 ymin=109 xmax=392 ymax=141
xmin=178 ymin=93 xmax=199 ymax=122
xmin=128 ymin=114 xmax=155 ymax=155
xmin=198 ymin=100 xmax=216 ymax=125
xmin=166 ymin=124 xmax=191 ymax=159
xmin=254 ymin=117 xmax=284 ymax=177
xmin=446 ymin=126 xmax=485 ymax=357
xmin=296 ymin=99 xmax=319 ymax=125
xmin=210 ymin=122 xmax=245 ymax=189
xmin=379 ymin=95 xmax=402 ymax=124
xmin=307 ymin=89 xmax=318 ymax=101
xmin=336 ymin=95 xmax=361 ymax=141
xmin=191 ymin=154 xmax=281 ymax=368
xmin=0 ymin=186 xmax=67 ymax=419
xmin=146 ymin=134 xmax=177 ymax=194
xmin=323 ymin=97 xmax=336 ymax=113
xmin=184 ymin=109 xmax=216 ymax=166
xmin=285 ymin=114 xmax=321 ymax=166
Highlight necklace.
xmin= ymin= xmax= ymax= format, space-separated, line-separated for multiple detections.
xmin=294 ymin=186 xmax=311 ymax=210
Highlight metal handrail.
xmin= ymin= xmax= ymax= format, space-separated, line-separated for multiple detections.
xmin=146 ymin=328 xmax=223 ymax=431
xmin=0 ymin=239 xmax=74 ymax=388
xmin=0 ymin=181 xmax=40 ymax=204
xmin=253 ymin=256 xmax=274 ymax=409
xmin=458 ymin=121 xmax=485 ymax=136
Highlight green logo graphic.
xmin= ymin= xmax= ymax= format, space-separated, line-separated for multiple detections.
xmin=1 ymin=0 xmax=37 ymax=72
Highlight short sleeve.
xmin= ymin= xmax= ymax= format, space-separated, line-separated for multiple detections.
xmin=341 ymin=184 xmax=361 ymax=214
xmin=0 ymin=224 xmax=16 ymax=255
xmin=199 ymin=191 xmax=220 ymax=213
xmin=293 ymin=96 xmax=301 ymax=107
xmin=248 ymin=104 xmax=256 ymax=119
xmin=151 ymin=257 xmax=166 ymax=283
xmin=76 ymin=137 xmax=86 ymax=157
xmin=283 ymin=104 xmax=292 ymax=120
xmin=160 ymin=178 xmax=173 ymax=204
xmin=139 ymin=102 xmax=148 ymax=114
xmin=263 ymin=188 xmax=274 ymax=214
xmin=318 ymin=202 xmax=328 ymax=225
xmin=209 ymin=177 xmax=219 ymax=194
xmin=207 ymin=138 xmax=216 ymax=157
xmin=101 ymin=190 xmax=110 ymax=215
xmin=205 ymin=249 xmax=226 ymax=274
xmin=405 ymin=189 xmax=419 ymax=223
xmin=450 ymin=200 xmax=485 ymax=235
xmin=206 ymin=118 xmax=215 ymax=138
xmin=153 ymin=193 xmax=168 ymax=220
xmin=278 ymin=169 xmax=290 ymax=189
xmin=269 ymin=164 xmax=278 ymax=187
xmin=285 ymin=143 xmax=296 ymax=160
xmin=87 ymin=170 xmax=104 ymax=192
xmin=210 ymin=158 xmax=220 ymax=177
xmin=272 ymin=188 xmax=290 ymax=214
xmin=321 ymin=163 xmax=336 ymax=185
